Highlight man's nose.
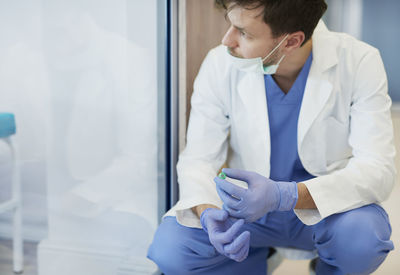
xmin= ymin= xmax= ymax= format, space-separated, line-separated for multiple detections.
xmin=221 ymin=26 xmax=238 ymax=48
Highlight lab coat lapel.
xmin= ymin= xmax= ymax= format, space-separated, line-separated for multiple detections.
xmin=298 ymin=20 xmax=338 ymax=147
xmin=237 ymin=72 xmax=270 ymax=177
xmin=297 ymin=66 xmax=332 ymax=147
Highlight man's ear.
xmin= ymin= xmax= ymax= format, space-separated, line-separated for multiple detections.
xmin=284 ymin=31 xmax=305 ymax=54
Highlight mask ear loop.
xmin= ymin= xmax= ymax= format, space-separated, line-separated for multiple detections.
xmin=262 ymin=34 xmax=289 ymax=62
xmin=275 ymin=54 xmax=286 ymax=66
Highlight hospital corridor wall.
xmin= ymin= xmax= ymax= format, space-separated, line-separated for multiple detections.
xmin=0 ymin=0 xmax=169 ymax=274
xmin=325 ymin=0 xmax=400 ymax=103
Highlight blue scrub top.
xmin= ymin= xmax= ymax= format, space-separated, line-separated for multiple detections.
xmin=264 ymin=53 xmax=315 ymax=183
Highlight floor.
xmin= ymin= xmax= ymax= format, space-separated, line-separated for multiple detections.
xmin=0 ymin=114 xmax=400 ymax=275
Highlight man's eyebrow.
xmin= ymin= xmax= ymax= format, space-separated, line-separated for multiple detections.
xmin=233 ymin=25 xmax=245 ymax=31
xmin=224 ymin=11 xmax=255 ymax=36
xmin=233 ymin=25 xmax=253 ymax=36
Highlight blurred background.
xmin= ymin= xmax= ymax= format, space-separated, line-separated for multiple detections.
xmin=0 ymin=0 xmax=399 ymax=274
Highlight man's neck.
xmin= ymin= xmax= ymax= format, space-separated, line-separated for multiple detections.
xmin=273 ymin=39 xmax=313 ymax=94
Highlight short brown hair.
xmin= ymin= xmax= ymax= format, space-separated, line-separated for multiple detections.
xmin=215 ymin=0 xmax=327 ymax=44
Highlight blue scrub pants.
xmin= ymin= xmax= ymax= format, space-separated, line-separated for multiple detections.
xmin=147 ymin=204 xmax=393 ymax=275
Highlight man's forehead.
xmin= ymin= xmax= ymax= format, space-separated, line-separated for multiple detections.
xmin=226 ymin=4 xmax=264 ymax=27
xmin=226 ymin=4 xmax=268 ymax=38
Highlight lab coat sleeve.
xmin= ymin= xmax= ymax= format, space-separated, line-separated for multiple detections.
xmin=167 ymin=48 xmax=230 ymax=228
xmin=296 ymin=49 xmax=397 ymax=225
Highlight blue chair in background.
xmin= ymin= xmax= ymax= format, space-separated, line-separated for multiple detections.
xmin=0 ymin=113 xmax=23 ymax=273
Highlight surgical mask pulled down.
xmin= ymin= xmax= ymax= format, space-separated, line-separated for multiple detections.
xmin=227 ymin=34 xmax=289 ymax=75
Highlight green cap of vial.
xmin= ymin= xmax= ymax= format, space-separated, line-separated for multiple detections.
xmin=218 ymin=172 xmax=226 ymax=179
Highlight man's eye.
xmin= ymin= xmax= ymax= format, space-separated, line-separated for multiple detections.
xmin=240 ymin=31 xmax=246 ymax=37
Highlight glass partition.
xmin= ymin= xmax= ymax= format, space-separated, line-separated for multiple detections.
xmin=0 ymin=0 xmax=166 ymax=274
xmin=39 ymin=1 xmax=163 ymax=274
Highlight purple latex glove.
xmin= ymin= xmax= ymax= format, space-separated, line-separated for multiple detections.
xmin=214 ymin=168 xmax=298 ymax=223
xmin=200 ymin=208 xmax=250 ymax=262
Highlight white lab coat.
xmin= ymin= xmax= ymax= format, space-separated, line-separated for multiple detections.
xmin=165 ymin=21 xmax=396 ymax=237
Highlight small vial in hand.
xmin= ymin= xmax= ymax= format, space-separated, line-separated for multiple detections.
xmin=218 ymin=172 xmax=226 ymax=179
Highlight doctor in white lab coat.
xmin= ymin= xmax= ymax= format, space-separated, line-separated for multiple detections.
xmin=148 ymin=1 xmax=396 ymax=274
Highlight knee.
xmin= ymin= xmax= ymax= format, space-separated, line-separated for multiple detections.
xmin=147 ymin=217 xmax=206 ymax=274
xmin=316 ymin=205 xmax=394 ymax=274
xmin=334 ymin=221 xmax=387 ymax=274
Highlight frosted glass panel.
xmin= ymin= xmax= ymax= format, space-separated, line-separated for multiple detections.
xmin=0 ymin=0 xmax=163 ymax=274
xmin=42 ymin=0 xmax=160 ymax=273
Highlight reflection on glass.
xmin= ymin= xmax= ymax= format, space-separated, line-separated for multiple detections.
xmin=24 ymin=0 xmax=159 ymax=274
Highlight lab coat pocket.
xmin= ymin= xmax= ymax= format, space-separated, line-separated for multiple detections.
xmin=323 ymin=116 xmax=352 ymax=166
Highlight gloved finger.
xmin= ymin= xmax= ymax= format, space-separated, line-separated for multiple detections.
xmin=216 ymin=185 xmax=241 ymax=210
xmin=224 ymin=230 xmax=250 ymax=255
xmin=229 ymin=245 xmax=249 ymax=262
xmin=222 ymin=168 xmax=255 ymax=182
xmin=222 ymin=204 xmax=246 ymax=219
xmin=214 ymin=218 xmax=244 ymax=244
xmin=229 ymin=236 xmax=250 ymax=262
xmin=207 ymin=208 xmax=228 ymax=222
xmin=215 ymin=177 xmax=246 ymax=199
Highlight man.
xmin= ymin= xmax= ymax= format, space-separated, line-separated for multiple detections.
xmin=148 ymin=0 xmax=396 ymax=274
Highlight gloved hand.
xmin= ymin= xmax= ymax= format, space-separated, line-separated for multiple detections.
xmin=214 ymin=168 xmax=298 ymax=223
xmin=200 ymin=208 xmax=250 ymax=262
